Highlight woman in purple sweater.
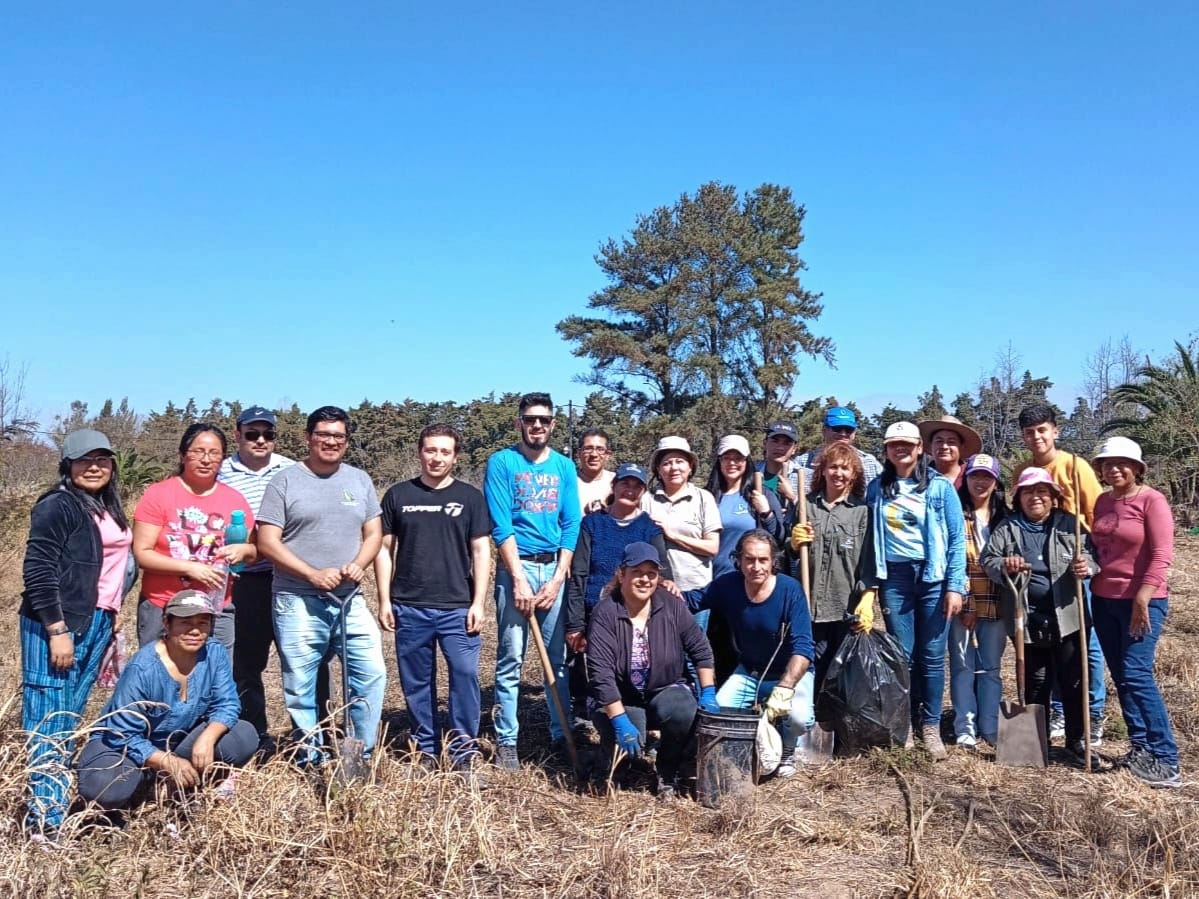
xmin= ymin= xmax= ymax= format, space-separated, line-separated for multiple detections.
xmin=1089 ymin=436 xmax=1179 ymax=788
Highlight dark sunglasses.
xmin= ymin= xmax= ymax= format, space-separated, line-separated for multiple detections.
xmin=243 ymin=429 xmax=277 ymax=442
xmin=829 ymin=426 xmax=855 ymax=436
xmin=521 ymin=415 xmax=553 ymax=426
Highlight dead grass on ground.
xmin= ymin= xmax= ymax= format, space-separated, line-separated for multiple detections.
xmin=3 ymin=517 xmax=1199 ymax=897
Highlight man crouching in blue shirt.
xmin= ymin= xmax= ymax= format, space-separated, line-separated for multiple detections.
xmin=688 ymin=529 xmax=815 ymax=777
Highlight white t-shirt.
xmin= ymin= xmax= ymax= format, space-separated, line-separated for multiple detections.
xmin=577 ymin=470 xmax=615 ymax=516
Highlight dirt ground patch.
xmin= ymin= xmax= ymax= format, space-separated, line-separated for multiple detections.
xmin=2 ymin=531 xmax=1199 ymax=897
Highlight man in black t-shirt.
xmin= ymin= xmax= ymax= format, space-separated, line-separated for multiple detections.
xmin=373 ymin=423 xmax=492 ymax=773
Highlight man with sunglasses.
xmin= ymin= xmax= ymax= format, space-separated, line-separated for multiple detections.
xmin=257 ymin=406 xmax=386 ymax=766
xmin=484 ymin=392 xmax=582 ymax=770
xmin=219 ymin=406 xmax=330 ymax=752
xmin=794 ymin=406 xmax=883 ymax=489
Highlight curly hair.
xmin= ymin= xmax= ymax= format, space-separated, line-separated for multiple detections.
xmin=809 ymin=442 xmax=866 ymax=499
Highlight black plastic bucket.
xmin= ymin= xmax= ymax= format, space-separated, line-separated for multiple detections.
xmin=695 ymin=708 xmax=759 ymax=809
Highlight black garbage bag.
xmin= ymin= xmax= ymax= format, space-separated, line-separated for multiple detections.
xmin=818 ymin=630 xmax=911 ymax=753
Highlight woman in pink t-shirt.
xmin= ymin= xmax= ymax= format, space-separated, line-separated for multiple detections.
xmin=19 ymin=429 xmax=134 ymax=838
xmin=1089 ymin=436 xmax=1180 ymax=788
xmin=133 ymin=424 xmax=257 ymax=652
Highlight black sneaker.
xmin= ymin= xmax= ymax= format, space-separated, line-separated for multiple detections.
xmin=1129 ymin=753 xmax=1182 ymax=789
xmin=495 ymin=744 xmax=520 ymax=772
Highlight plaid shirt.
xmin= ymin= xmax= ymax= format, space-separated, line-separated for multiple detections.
xmin=963 ymin=515 xmax=999 ymax=620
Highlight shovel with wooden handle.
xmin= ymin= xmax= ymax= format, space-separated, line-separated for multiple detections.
xmin=528 ymin=610 xmax=582 ymax=781
xmin=996 ymin=571 xmax=1048 ymax=768
xmin=1072 ymin=459 xmax=1092 ymax=772
xmin=791 ymin=468 xmax=834 ymax=763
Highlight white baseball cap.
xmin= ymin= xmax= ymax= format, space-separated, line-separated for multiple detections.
xmin=883 ymin=421 xmax=922 ymax=445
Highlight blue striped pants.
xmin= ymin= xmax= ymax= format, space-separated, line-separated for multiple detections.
xmin=20 ymin=608 xmax=114 ymax=832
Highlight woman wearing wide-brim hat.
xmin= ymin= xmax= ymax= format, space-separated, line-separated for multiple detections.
xmin=917 ymin=416 xmax=982 ymax=489
xmin=641 ymin=436 xmax=721 ymax=593
xmin=1089 ymin=436 xmax=1180 ymax=787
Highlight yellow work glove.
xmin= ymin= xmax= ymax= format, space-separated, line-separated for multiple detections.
xmin=765 ymin=685 xmax=794 ymax=722
xmin=790 ymin=521 xmax=815 ymax=553
xmin=852 ymin=590 xmax=876 ymax=632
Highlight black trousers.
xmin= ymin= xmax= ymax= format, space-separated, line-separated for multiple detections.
xmin=811 ymin=619 xmax=851 ymax=720
xmin=592 ymin=685 xmax=698 ymax=780
xmin=233 ymin=571 xmax=329 ymax=737
xmin=1024 ymin=631 xmax=1085 ymax=746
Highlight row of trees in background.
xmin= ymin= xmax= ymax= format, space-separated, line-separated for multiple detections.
xmin=0 ymin=335 xmax=1194 ymax=518
xmin=1 ymin=181 xmax=1196 ymax=517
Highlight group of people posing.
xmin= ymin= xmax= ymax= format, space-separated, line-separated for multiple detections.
xmin=18 ymin=393 xmax=1181 ymax=837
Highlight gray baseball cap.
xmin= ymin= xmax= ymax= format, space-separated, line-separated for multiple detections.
xmin=61 ymin=429 xmax=114 ymax=461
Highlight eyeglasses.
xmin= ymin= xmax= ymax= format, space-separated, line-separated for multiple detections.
xmin=521 ymin=415 xmax=553 ymax=426
xmin=311 ymin=431 xmax=348 ymax=445
xmin=73 ymin=455 xmax=114 ymax=467
xmin=242 ymin=429 xmax=277 ymax=442
xmin=185 ymin=449 xmax=224 ymax=461
xmin=829 ymin=426 xmax=855 ymax=436
xmin=579 ymin=447 xmax=609 ymax=455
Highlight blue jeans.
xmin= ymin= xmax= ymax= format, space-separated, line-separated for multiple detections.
xmin=20 ymin=608 xmax=114 ymax=832
xmin=394 ymin=604 xmax=482 ymax=765
xmin=272 ymin=590 xmax=386 ymax=760
xmin=493 ymin=561 xmax=568 ymax=746
xmin=1091 ymin=596 xmax=1178 ymax=767
xmin=880 ymin=561 xmax=948 ymax=728
xmin=948 ymin=616 xmax=1006 ymax=742
xmin=1050 ymin=588 xmax=1107 ymax=721
xmin=715 ymin=664 xmax=815 ymax=751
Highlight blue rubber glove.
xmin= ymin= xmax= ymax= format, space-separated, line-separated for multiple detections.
xmin=610 ymin=713 xmax=642 ymax=757
xmin=699 ymin=686 xmax=720 ymax=714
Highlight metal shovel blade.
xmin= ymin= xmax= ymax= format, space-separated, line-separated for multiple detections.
xmin=337 ymin=732 xmax=369 ymax=784
xmin=795 ymin=722 xmax=835 ymax=765
xmin=996 ymin=700 xmax=1048 ymax=768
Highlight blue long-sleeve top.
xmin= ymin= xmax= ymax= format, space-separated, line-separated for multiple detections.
xmin=92 ymin=638 xmax=241 ymax=766
xmin=687 ymin=572 xmax=814 ymax=679
xmin=484 ymin=445 xmax=581 ymax=554
xmin=865 ymin=473 xmax=967 ymax=594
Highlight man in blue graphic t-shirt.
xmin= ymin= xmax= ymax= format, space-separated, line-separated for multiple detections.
xmin=484 ymin=392 xmax=581 ymax=771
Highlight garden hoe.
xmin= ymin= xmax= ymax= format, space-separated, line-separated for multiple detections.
xmin=327 ymin=592 xmax=369 ymax=784
xmin=996 ymin=571 xmax=1048 ymax=768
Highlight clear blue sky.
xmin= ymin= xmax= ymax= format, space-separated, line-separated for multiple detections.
xmin=2 ymin=2 xmax=1195 ymax=429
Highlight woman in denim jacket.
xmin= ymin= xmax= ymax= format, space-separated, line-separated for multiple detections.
xmin=980 ymin=467 xmax=1094 ymax=765
xmin=864 ymin=422 xmax=966 ymax=761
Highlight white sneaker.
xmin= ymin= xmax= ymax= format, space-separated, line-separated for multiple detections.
xmin=775 ymin=751 xmax=799 ymax=778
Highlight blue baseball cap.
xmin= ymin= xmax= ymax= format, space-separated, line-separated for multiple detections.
xmin=621 ymin=542 xmax=662 ymax=568
xmin=237 ymin=406 xmax=277 ymax=427
xmin=614 ymin=462 xmax=649 ymax=485
xmin=824 ymin=406 xmax=858 ymax=429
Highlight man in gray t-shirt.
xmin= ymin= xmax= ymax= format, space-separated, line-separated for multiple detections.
xmin=257 ymin=406 xmax=386 ymax=765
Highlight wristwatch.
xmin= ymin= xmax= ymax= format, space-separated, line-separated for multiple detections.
xmin=47 ymin=624 xmax=70 ymax=637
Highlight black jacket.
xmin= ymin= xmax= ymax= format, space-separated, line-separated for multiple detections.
xmin=20 ymin=488 xmax=129 ymax=634
xmin=586 ymin=587 xmax=714 ymax=708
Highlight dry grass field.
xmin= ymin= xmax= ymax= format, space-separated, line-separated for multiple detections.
xmin=2 ymin=513 xmax=1199 ymax=898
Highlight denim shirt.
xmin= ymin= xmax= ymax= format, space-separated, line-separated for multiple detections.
xmin=865 ymin=473 xmax=967 ymax=593
xmin=95 ymin=638 xmax=241 ymax=765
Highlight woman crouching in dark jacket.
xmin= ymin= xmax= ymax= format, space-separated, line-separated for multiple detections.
xmin=586 ymin=542 xmax=716 ymax=799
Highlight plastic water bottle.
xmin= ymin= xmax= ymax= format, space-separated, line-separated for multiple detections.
xmin=224 ymin=510 xmax=248 ymax=574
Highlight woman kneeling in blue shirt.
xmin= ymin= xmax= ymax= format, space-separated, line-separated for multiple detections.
xmin=77 ymin=590 xmax=257 ymax=808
